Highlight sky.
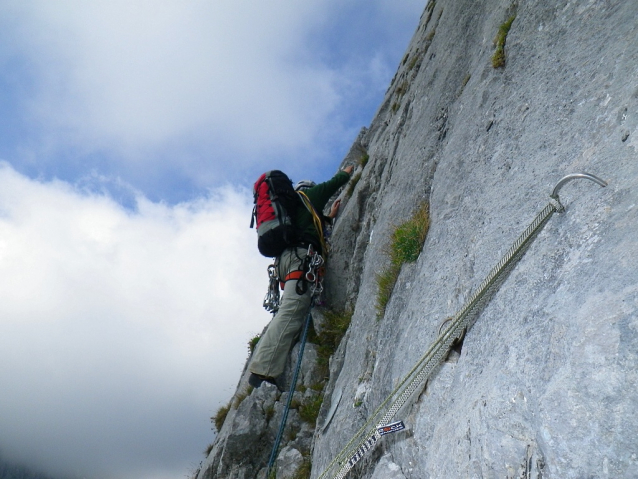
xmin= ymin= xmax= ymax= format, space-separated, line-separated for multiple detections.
xmin=0 ymin=1 xmax=426 ymax=478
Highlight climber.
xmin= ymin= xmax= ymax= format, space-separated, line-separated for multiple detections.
xmin=248 ymin=165 xmax=353 ymax=391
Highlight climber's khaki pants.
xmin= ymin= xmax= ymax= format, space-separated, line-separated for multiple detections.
xmin=249 ymin=246 xmax=312 ymax=378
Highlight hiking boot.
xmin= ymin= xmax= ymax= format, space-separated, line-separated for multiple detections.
xmin=263 ymin=374 xmax=287 ymax=393
xmin=248 ymin=373 xmax=264 ymax=388
xmin=248 ymin=373 xmax=286 ymax=392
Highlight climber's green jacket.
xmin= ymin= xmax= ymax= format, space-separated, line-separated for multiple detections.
xmin=294 ymin=170 xmax=351 ymax=252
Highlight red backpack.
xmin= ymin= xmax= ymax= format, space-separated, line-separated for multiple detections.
xmin=250 ymin=170 xmax=302 ymax=257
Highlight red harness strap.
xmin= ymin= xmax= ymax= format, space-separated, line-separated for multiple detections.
xmin=280 ymin=270 xmax=304 ymax=290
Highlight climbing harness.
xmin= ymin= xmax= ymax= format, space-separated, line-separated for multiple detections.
xmin=263 ymin=244 xmax=325 ymax=313
xmin=317 ymin=173 xmax=607 ymax=479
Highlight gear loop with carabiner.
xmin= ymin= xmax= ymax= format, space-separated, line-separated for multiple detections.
xmin=263 ymin=263 xmax=280 ymax=314
xmin=304 ymin=244 xmax=325 ymax=299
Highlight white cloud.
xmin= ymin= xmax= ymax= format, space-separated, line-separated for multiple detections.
xmin=0 ymin=2 xmax=430 ymax=476
xmin=3 ymin=1 xmax=338 ymax=162
xmin=0 ymin=162 xmax=273 ymax=478
xmin=0 ymin=0 xmax=427 ymax=199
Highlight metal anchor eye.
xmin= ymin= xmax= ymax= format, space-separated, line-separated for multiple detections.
xmin=551 ymin=172 xmax=607 ymax=199
xmin=549 ymin=172 xmax=607 ymax=213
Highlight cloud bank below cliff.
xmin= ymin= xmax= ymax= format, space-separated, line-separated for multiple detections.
xmin=0 ymin=163 xmax=271 ymax=478
xmin=0 ymin=0 xmax=427 ymax=477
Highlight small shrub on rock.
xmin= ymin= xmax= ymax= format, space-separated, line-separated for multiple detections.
xmin=492 ymin=15 xmax=516 ymax=68
xmin=376 ymin=202 xmax=430 ymax=317
xmin=212 ymin=402 xmax=231 ymax=433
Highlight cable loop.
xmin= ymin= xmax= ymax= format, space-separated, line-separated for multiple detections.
xmin=548 ymin=196 xmax=565 ymax=213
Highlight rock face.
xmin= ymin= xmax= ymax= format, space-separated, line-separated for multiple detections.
xmin=197 ymin=0 xmax=638 ymax=478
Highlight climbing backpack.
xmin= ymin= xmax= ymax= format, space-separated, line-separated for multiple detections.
xmin=250 ymin=170 xmax=302 ymax=258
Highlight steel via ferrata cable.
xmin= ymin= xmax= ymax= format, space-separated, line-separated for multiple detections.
xmin=317 ymin=173 xmax=607 ymax=479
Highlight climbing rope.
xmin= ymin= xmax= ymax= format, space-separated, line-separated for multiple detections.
xmin=298 ymin=190 xmax=329 ymax=256
xmin=317 ymin=173 xmax=607 ymax=479
xmin=266 ymin=305 xmax=314 ymax=478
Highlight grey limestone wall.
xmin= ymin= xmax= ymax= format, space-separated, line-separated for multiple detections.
xmin=198 ymin=0 xmax=638 ymax=478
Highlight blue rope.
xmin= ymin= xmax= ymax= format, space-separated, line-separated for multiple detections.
xmin=266 ymin=305 xmax=314 ymax=478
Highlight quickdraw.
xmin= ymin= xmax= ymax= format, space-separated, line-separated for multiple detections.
xmin=263 ymin=264 xmax=280 ymax=314
xmin=305 ymin=244 xmax=325 ymax=298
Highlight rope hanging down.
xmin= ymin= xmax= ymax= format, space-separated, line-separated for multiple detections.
xmin=266 ymin=306 xmax=314 ymax=478
xmin=298 ymin=190 xmax=328 ymax=256
xmin=317 ymin=173 xmax=607 ymax=479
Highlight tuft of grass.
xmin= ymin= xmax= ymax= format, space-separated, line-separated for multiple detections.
xmin=408 ymin=52 xmax=422 ymax=71
xmin=309 ymin=382 xmax=324 ymax=392
xmin=204 ymin=443 xmax=214 ymax=456
xmin=396 ymin=80 xmax=409 ymax=97
xmin=233 ymin=386 xmax=254 ymax=408
xmin=457 ymin=73 xmax=472 ymax=99
xmin=211 ymin=401 xmax=231 ymax=433
xmin=314 ymin=309 xmax=353 ymax=371
xmin=359 ymin=152 xmax=369 ymax=168
xmin=264 ymin=404 xmax=275 ymax=422
xmin=492 ymin=15 xmax=516 ymax=68
xmin=299 ymin=394 xmax=324 ymax=426
xmin=392 ymin=204 xmax=430 ymax=263
xmin=376 ymin=202 xmax=430 ymax=317
xmin=376 ymin=263 xmax=401 ymax=318
xmin=292 ymin=458 xmax=312 ymax=479
xmin=247 ymin=333 xmax=261 ymax=357
xmin=377 ymin=263 xmax=401 ymax=318
xmin=346 ymin=172 xmax=361 ymax=197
